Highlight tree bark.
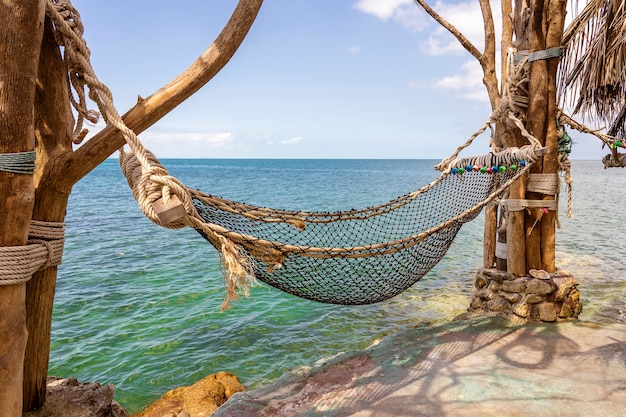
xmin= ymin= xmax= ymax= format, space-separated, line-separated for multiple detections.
xmin=525 ymin=0 xmax=548 ymax=272
xmin=0 ymin=1 xmax=46 ymax=416
xmin=540 ymin=0 xmax=567 ymax=272
xmin=23 ymin=19 xmax=75 ymax=411
xmin=21 ymin=0 xmax=264 ymax=410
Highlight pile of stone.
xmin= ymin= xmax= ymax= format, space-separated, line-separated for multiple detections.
xmin=468 ymin=268 xmax=582 ymax=322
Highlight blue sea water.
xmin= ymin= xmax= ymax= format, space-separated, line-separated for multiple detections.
xmin=49 ymin=159 xmax=626 ymax=413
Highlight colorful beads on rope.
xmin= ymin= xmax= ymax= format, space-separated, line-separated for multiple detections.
xmin=610 ymin=140 xmax=625 ymax=149
xmin=451 ymin=160 xmax=527 ymax=175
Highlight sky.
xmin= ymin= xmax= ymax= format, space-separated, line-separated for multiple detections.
xmin=70 ymin=0 xmax=605 ymax=160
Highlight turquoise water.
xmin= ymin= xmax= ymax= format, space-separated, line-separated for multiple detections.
xmin=49 ymin=159 xmax=626 ymax=413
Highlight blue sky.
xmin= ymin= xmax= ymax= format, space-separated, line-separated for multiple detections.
xmin=71 ymin=0 xmax=604 ymax=160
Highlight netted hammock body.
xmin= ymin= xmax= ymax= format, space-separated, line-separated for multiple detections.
xmin=44 ymin=0 xmax=547 ymax=307
xmin=189 ymin=165 xmax=523 ymax=305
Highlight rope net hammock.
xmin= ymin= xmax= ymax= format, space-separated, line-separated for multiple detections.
xmin=46 ymin=0 xmax=549 ymax=307
xmin=187 ymin=167 xmax=525 ymax=305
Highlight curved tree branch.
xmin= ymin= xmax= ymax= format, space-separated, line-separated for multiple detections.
xmin=413 ymin=0 xmax=484 ymax=62
xmin=58 ymin=0 xmax=263 ymax=189
xmin=479 ymin=0 xmax=500 ymax=109
xmin=413 ymin=0 xmax=500 ymax=109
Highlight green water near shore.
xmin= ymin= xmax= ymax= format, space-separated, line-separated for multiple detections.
xmin=48 ymin=159 xmax=626 ymax=413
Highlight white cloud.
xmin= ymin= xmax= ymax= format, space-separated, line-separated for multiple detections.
xmin=280 ymin=136 xmax=302 ymax=145
xmin=421 ymin=1 xmax=502 ymax=56
xmin=354 ymin=0 xmax=428 ymax=32
xmin=143 ymin=131 xmax=234 ymax=146
xmin=136 ymin=131 xmax=236 ymax=157
xmin=434 ymin=59 xmax=489 ymax=102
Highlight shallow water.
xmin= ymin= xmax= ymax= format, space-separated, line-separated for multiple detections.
xmin=49 ymin=159 xmax=626 ymax=412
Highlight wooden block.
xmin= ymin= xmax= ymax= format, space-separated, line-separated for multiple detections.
xmin=152 ymin=195 xmax=187 ymax=225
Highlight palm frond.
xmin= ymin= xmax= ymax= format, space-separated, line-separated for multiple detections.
xmin=559 ymin=0 xmax=626 ymax=136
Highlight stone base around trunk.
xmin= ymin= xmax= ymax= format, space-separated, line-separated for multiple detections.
xmin=466 ymin=268 xmax=582 ymax=322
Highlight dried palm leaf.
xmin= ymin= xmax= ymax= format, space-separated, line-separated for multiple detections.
xmin=559 ymin=0 xmax=626 ymax=137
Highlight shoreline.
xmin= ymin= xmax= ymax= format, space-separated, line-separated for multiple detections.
xmin=27 ymin=315 xmax=626 ymax=416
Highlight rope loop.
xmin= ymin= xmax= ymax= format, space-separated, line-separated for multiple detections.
xmin=0 ymin=151 xmax=36 ymax=174
xmin=0 ymin=221 xmax=65 ymax=286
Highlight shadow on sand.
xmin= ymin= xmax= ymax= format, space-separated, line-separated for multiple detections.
xmin=213 ymin=316 xmax=626 ymax=417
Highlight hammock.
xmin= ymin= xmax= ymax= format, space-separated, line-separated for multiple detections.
xmin=118 ymin=149 xmax=534 ymax=307
xmin=185 ymin=163 xmax=528 ymax=305
xmin=46 ymin=0 xmax=543 ymax=307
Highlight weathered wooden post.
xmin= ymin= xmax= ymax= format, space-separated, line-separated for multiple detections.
xmin=523 ymin=0 xmax=567 ymax=274
xmin=19 ymin=0 xmax=264 ymax=410
xmin=0 ymin=1 xmax=46 ymax=415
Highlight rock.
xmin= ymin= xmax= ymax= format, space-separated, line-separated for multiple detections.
xmin=526 ymin=279 xmax=554 ymax=295
xmin=481 ymin=268 xmax=509 ymax=283
xmin=134 ymin=372 xmax=245 ymax=417
xmin=475 ymin=275 xmax=488 ymax=288
xmin=529 ymin=269 xmax=550 ymax=279
xmin=23 ymin=377 xmax=129 ymax=417
xmin=558 ymin=303 xmax=572 ymax=318
xmin=488 ymin=281 xmax=502 ymax=292
xmin=502 ymin=278 xmax=527 ymax=293
xmin=538 ymin=302 xmax=557 ymax=322
xmin=512 ymin=303 xmax=529 ymax=318
xmin=470 ymin=298 xmax=483 ymax=309
xmin=501 ymin=291 xmax=522 ymax=304
xmin=478 ymin=288 xmax=494 ymax=301
xmin=554 ymin=277 xmax=579 ymax=301
xmin=526 ymin=294 xmax=545 ymax=304
xmin=486 ymin=297 xmax=509 ymax=312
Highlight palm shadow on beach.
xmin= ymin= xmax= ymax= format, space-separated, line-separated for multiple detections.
xmin=213 ymin=316 xmax=626 ymax=417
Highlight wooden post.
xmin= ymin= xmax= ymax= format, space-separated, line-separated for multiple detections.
xmin=23 ymin=19 xmax=75 ymax=411
xmin=525 ymin=0 xmax=548 ymax=272
xmin=539 ymin=0 xmax=567 ymax=272
xmin=525 ymin=0 xmax=567 ymax=273
xmin=483 ymin=202 xmax=497 ymax=268
xmin=0 ymin=1 xmax=46 ymax=415
xmin=21 ymin=1 xmax=264 ymax=411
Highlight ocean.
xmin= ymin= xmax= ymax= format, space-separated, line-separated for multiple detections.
xmin=49 ymin=159 xmax=626 ymax=413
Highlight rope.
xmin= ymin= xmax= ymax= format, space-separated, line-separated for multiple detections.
xmin=435 ymin=48 xmax=542 ymax=173
xmin=45 ymin=0 xmax=198 ymax=230
xmin=0 ymin=151 xmax=36 ymax=174
xmin=0 ymin=221 xmax=65 ymax=286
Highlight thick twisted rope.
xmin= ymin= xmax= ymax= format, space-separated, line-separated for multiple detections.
xmin=46 ymin=0 xmax=200 ymax=229
xmin=0 ymin=151 xmax=37 ymax=174
xmin=0 ymin=221 xmax=65 ymax=286
xmin=46 ymin=0 xmax=257 ymax=306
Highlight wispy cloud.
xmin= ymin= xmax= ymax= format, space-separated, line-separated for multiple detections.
xmin=355 ymin=0 xmax=502 ymax=102
xmin=434 ymin=59 xmax=488 ymax=102
xmin=280 ymin=136 xmax=302 ymax=145
xmin=136 ymin=131 xmax=236 ymax=157
xmin=353 ymin=0 xmax=428 ymax=32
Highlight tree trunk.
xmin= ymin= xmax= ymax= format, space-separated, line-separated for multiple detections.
xmin=526 ymin=0 xmax=566 ymax=273
xmin=23 ymin=19 xmax=75 ymax=411
xmin=0 ymin=1 xmax=46 ymax=415
xmin=21 ymin=0 xmax=264 ymax=410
